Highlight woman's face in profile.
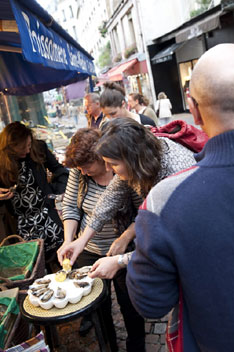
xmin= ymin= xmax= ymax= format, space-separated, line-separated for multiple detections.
xmin=13 ymin=136 xmax=32 ymax=159
xmin=76 ymin=160 xmax=104 ymax=177
xmin=103 ymin=157 xmax=128 ymax=180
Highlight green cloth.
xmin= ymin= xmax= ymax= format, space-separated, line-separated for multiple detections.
xmin=0 ymin=241 xmax=39 ymax=281
xmin=0 ymin=297 xmax=19 ymax=348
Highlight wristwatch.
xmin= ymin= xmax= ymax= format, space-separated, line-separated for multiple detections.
xmin=117 ymin=254 xmax=126 ymax=268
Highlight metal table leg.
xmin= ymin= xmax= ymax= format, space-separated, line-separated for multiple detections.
xmin=91 ymin=309 xmax=111 ymax=352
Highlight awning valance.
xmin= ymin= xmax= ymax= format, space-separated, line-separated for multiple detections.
xmin=0 ymin=0 xmax=96 ymax=95
xmin=175 ymin=11 xmax=222 ymax=43
xmin=151 ymin=42 xmax=184 ymax=64
xmin=108 ymin=58 xmax=137 ymax=81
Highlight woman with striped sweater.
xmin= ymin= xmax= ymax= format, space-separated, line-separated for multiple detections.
xmin=58 ymin=127 xmax=145 ymax=352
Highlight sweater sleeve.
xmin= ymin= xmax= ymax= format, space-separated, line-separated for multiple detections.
xmin=87 ymin=175 xmax=142 ymax=232
xmin=126 ymin=208 xmax=179 ymax=319
xmin=62 ymin=168 xmax=82 ymax=221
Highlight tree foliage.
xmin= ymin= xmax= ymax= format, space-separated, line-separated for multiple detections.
xmin=97 ymin=42 xmax=112 ymax=69
xmin=190 ymin=0 xmax=213 ymax=18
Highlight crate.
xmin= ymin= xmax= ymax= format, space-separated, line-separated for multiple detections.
xmin=0 ymin=236 xmax=45 ymax=292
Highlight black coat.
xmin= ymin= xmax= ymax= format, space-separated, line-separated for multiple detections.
xmin=1 ymin=140 xmax=69 ymax=231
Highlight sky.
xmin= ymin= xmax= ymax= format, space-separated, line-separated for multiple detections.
xmin=36 ymin=0 xmax=48 ymax=10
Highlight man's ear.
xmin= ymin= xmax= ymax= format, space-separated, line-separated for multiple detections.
xmin=187 ymin=97 xmax=203 ymax=126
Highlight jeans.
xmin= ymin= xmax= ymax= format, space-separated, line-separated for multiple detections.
xmin=76 ymin=250 xmax=145 ymax=352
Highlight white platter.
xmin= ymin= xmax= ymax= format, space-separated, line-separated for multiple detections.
xmin=28 ymin=270 xmax=94 ymax=310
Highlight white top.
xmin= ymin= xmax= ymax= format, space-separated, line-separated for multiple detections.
xmin=156 ymin=98 xmax=172 ymax=118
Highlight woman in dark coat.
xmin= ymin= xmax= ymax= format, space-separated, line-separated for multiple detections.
xmin=0 ymin=122 xmax=68 ymax=263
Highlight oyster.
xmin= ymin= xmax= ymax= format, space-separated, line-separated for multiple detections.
xmin=41 ymin=289 xmax=54 ymax=302
xmin=75 ymin=273 xmax=88 ymax=280
xmin=54 ymin=287 xmax=66 ymax=299
xmin=35 ymin=279 xmax=51 ymax=285
xmin=29 ymin=284 xmax=49 ymax=290
xmin=67 ymin=269 xmax=78 ymax=279
xmin=78 ymin=266 xmax=91 ymax=274
xmin=31 ymin=287 xmax=48 ymax=297
xmin=73 ymin=281 xmax=90 ymax=288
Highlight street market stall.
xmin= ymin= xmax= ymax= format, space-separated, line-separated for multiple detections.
xmin=0 ymin=1 xmax=96 ymax=348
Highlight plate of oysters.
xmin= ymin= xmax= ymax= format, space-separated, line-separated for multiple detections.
xmin=27 ymin=259 xmax=94 ymax=310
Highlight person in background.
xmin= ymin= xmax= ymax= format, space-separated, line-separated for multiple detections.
xmin=128 ymin=92 xmax=158 ymax=125
xmin=126 ymin=44 xmax=234 ymax=351
xmin=0 ymin=122 xmax=69 ymax=268
xmin=84 ymin=93 xmax=107 ymax=128
xmin=100 ymin=82 xmax=156 ymax=127
xmin=68 ymin=101 xmax=78 ymax=125
xmin=156 ymin=91 xmax=172 ymax=126
xmin=58 ymin=128 xmax=145 ymax=352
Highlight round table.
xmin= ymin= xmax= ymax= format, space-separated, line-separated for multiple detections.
xmin=21 ymin=278 xmax=111 ymax=351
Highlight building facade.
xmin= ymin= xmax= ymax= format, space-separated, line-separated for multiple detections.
xmin=104 ymin=0 xmax=153 ymax=102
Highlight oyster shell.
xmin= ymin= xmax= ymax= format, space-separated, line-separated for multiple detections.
xmin=35 ymin=279 xmax=51 ymax=285
xmin=40 ymin=289 xmax=54 ymax=302
xmin=29 ymin=284 xmax=49 ymax=290
xmin=73 ymin=281 xmax=89 ymax=288
xmin=54 ymin=287 xmax=66 ymax=299
xmin=31 ymin=287 xmax=48 ymax=297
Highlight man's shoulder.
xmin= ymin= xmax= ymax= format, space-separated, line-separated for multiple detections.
xmin=145 ymin=166 xmax=198 ymax=215
xmin=139 ymin=114 xmax=156 ymax=126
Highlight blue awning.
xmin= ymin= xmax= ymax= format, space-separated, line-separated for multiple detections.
xmin=0 ymin=0 xmax=96 ymax=95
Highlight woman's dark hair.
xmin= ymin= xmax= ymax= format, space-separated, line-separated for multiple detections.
xmin=0 ymin=122 xmax=45 ymax=186
xmin=100 ymin=82 xmax=126 ymax=108
xmin=129 ymin=93 xmax=149 ymax=106
xmin=65 ymin=128 xmax=103 ymax=168
xmin=96 ymin=118 xmax=162 ymax=196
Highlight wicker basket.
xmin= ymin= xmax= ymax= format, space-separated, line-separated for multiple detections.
xmin=0 ymin=288 xmax=30 ymax=350
xmin=0 ymin=235 xmax=45 ymax=292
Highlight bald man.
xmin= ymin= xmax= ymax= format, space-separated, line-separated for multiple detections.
xmin=126 ymin=44 xmax=234 ymax=352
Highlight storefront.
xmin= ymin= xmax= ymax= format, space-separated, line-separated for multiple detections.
xmin=148 ymin=4 xmax=230 ymax=113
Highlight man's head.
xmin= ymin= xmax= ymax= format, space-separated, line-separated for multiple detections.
xmin=188 ymin=44 xmax=234 ymax=137
xmin=84 ymin=93 xmax=101 ymax=118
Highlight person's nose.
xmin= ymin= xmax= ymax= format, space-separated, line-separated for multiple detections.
xmin=80 ymin=167 xmax=88 ymax=175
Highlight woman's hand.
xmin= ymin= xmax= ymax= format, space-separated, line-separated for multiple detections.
xmin=0 ymin=188 xmax=14 ymax=200
xmin=106 ymin=223 xmax=136 ymax=256
xmin=106 ymin=236 xmax=129 ymax=256
xmin=57 ymin=237 xmax=86 ymax=266
xmin=89 ymin=256 xmax=120 ymax=279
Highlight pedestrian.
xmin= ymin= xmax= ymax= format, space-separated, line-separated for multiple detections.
xmin=0 ymin=122 xmax=69 ymax=269
xmin=100 ymin=82 xmax=156 ymax=126
xmin=56 ymin=105 xmax=62 ymax=118
xmin=126 ymin=43 xmax=234 ymax=352
xmin=68 ymin=102 xmax=79 ymax=125
xmin=128 ymin=92 xmax=158 ymax=125
xmin=57 ymin=128 xmax=145 ymax=352
xmin=156 ymin=91 xmax=172 ymax=126
xmin=84 ymin=93 xmax=107 ymax=128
